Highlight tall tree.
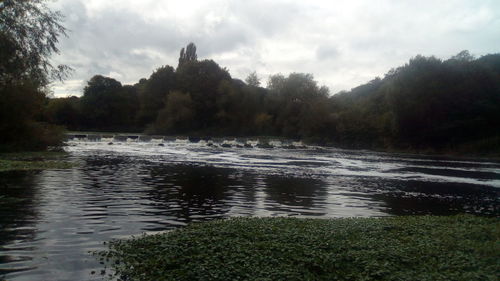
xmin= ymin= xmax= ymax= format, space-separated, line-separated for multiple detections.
xmin=177 ymin=42 xmax=198 ymax=68
xmin=175 ymin=59 xmax=231 ymax=131
xmin=136 ymin=66 xmax=176 ymax=127
xmin=0 ymin=0 xmax=69 ymax=151
xmin=0 ymin=0 xmax=70 ymax=86
xmin=245 ymin=71 xmax=261 ymax=87
xmin=80 ymin=75 xmax=122 ymax=130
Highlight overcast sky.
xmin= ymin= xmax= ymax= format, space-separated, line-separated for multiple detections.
xmin=49 ymin=0 xmax=500 ymax=97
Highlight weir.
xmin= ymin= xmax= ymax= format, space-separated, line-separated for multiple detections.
xmin=65 ymin=133 xmax=307 ymax=149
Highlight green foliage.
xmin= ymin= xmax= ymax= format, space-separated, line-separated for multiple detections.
xmin=97 ymin=215 xmax=499 ymax=281
xmin=79 ymin=75 xmax=139 ymax=131
xmin=0 ymin=151 xmax=74 ymax=171
xmin=213 ymin=79 xmax=268 ymax=135
xmin=136 ymin=66 xmax=176 ymax=126
xmin=45 ymin=96 xmax=82 ymax=130
xmin=0 ymin=80 xmax=65 ymax=151
xmin=254 ymin=112 xmax=274 ymax=135
xmin=178 ymin=42 xmax=198 ymax=68
xmin=331 ymin=52 xmax=500 ymax=152
xmin=151 ymin=91 xmax=194 ymax=134
xmin=267 ymin=73 xmax=331 ymax=139
xmin=0 ymin=0 xmax=69 ymax=152
xmin=0 ymin=0 xmax=70 ymax=86
xmin=245 ymin=71 xmax=261 ymax=87
xmin=175 ymin=59 xmax=232 ymax=131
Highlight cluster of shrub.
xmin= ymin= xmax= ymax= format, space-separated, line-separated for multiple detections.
xmin=44 ymin=46 xmax=500 ymax=154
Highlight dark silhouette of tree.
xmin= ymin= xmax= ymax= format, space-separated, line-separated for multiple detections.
xmin=450 ymin=50 xmax=474 ymax=62
xmin=45 ymin=96 xmax=81 ymax=130
xmin=331 ymin=51 xmax=500 ymax=152
xmin=245 ymin=71 xmax=260 ymax=87
xmin=176 ymin=59 xmax=231 ymax=131
xmin=178 ymin=43 xmax=198 ymax=68
xmin=214 ymin=79 xmax=267 ymax=135
xmin=0 ymin=0 xmax=70 ymax=86
xmin=80 ymin=75 xmax=139 ymax=131
xmin=136 ymin=66 xmax=176 ymax=127
xmin=0 ymin=81 xmax=56 ymax=151
xmin=0 ymin=0 xmax=69 ymax=151
xmin=80 ymin=75 xmax=122 ymax=129
xmin=152 ymin=91 xmax=194 ymax=134
xmin=267 ymin=73 xmax=329 ymax=138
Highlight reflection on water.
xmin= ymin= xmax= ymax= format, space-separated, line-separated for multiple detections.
xmin=0 ymin=171 xmax=41 ymax=277
xmin=264 ymin=176 xmax=328 ymax=215
xmin=1 ymin=139 xmax=499 ymax=280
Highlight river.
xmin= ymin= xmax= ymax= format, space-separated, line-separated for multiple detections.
xmin=1 ymin=138 xmax=499 ymax=280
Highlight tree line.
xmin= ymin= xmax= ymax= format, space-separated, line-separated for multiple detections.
xmin=44 ymin=43 xmax=329 ymax=136
xmin=44 ymin=46 xmax=500 ymax=154
xmin=1 ymin=0 xmax=498 ymax=154
xmin=331 ymin=51 xmax=500 ymax=153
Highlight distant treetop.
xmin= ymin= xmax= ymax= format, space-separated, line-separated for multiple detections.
xmin=245 ymin=71 xmax=261 ymax=87
xmin=178 ymin=43 xmax=198 ymax=68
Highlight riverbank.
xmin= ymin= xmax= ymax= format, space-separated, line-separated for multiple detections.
xmin=97 ymin=215 xmax=499 ymax=281
xmin=0 ymin=151 xmax=74 ymax=172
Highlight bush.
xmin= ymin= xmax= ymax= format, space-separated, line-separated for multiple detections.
xmin=0 ymin=79 xmax=66 ymax=152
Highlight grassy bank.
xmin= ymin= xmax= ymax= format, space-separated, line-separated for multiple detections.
xmin=97 ymin=215 xmax=499 ymax=281
xmin=0 ymin=151 xmax=74 ymax=172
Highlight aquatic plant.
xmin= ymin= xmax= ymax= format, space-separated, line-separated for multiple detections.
xmin=0 ymin=151 xmax=74 ymax=171
xmin=96 ymin=215 xmax=499 ymax=281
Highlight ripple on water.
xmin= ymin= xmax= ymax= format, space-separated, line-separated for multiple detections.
xmin=0 ymin=141 xmax=499 ymax=280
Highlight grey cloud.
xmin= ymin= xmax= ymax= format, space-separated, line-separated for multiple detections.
xmin=49 ymin=0 xmax=500 ymax=96
xmin=316 ymin=46 xmax=340 ymax=61
xmin=226 ymin=0 xmax=302 ymax=36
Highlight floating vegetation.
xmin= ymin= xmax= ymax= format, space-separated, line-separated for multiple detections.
xmin=0 ymin=152 xmax=74 ymax=172
xmin=96 ymin=215 xmax=499 ymax=281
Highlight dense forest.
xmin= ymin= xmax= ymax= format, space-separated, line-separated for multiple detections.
xmin=41 ymin=45 xmax=500 ymax=154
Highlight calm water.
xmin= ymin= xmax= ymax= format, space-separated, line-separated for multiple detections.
xmin=1 ymin=138 xmax=499 ymax=280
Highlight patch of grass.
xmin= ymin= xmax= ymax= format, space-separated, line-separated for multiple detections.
xmin=0 ymin=151 xmax=74 ymax=172
xmin=97 ymin=215 xmax=499 ymax=281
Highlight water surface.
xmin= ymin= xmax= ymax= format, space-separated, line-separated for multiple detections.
xmin=1 ymin=139 xmax=499 ymax=280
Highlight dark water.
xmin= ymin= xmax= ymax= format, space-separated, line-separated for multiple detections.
xmin=1 ymin=139 xmax=499 ymax=280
